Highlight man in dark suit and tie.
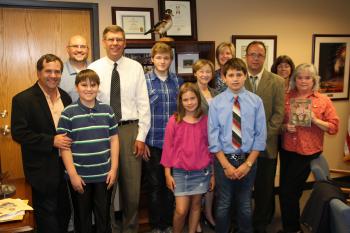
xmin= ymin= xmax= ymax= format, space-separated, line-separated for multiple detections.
xmin=11 ymin=54 xmax=72 ymax=233
xmin=244 ymin=41 xmax=285 ymax=233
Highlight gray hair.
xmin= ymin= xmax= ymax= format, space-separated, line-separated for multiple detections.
xmin=289 ymin=63 xmax=320 ymax=91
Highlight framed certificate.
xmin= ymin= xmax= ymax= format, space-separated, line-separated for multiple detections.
xmin=112 ymin=7 xmax=155 ymax=41
xmin=158 ymin=0 xmax=197 ymax=40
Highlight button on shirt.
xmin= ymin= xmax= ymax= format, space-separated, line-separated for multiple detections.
xmin=88 ymin=56 xmax=151 ymax=141
xmin=145 ymin=70 xmax=183 ymax=149
xmin=208 ymin=88 xmax=267 ymax=154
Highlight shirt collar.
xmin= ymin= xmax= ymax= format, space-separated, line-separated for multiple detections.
xmin=289 ymin=89 xmax=319 ymax=98
xmin=248 ymin=68 xmax=264 ymax=80
xmin=77 ymin=98 xmax=100 ymax=112
xmin=66 ymin=60 xmax=89 ymax=75
xmin=38 ymin=82 xmax=61 ymax=100
xmin=105 ymin=56 xmax=124 ymax=67
xmin=223 ymin=87 xmax=247 ymax=102
xmin=150 ymin=70 xmax=177 ymax=82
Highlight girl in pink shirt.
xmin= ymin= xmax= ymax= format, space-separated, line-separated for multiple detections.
xmin=161 ymin=82 xmax=214 ymax=233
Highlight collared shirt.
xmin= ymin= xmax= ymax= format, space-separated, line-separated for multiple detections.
xmin=88 ymin=56 xmax=151 ymax=142
xmin=57 ymin=99 xmax=118 ymax=183
xmin=38 ymin=83 xmax=64 ymax=129
xmin=248 ymin=68 xmax=264 ymax=91
xmin=214 ymin=69 xmax=227 ymax=93
xmin=145 ymin=70 xmax=183 ymax=149
xmin=60 ymin=61 xmax=88 ymax=102
xmin=282 ymin=90 xmax=339 ymax=155
xmin=208 ymin=87 xmax=267 ymax=154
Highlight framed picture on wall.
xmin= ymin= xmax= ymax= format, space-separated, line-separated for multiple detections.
xmin=158 ymin=0 xmax=197 ymax=40
xmin=312 ymin=34 xmax=350 ymax=100
xmin=112 ymin=7 xmax=155 ymax=41
xmin=124 ymin=48 xmax=176 ymax=73
xmin=177 ymin=52 xmax=199 ymax=74
xmin=232 ymin=35 xmax=277 ymax=72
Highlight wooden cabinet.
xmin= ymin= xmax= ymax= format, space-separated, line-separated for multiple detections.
xmin=125 ymin=40 xmax=215 ymax=81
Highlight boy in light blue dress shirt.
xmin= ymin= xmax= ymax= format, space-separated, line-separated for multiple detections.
xmin=208 ymin=58 xmax=267 ymax=233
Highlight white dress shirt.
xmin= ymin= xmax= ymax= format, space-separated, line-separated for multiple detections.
xmin=248 ymin=68 xmax=264 ymax=90
xmin=88 ymin=56 xmax=151 ymax=142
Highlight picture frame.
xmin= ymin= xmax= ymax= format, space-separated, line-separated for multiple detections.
xmin=232 ymin=35 xmax=277 ymax=72
xmin=158 ymin=0 xmax=197 ymax=41
xmin=124 ymin=48 xmax=176 ymax=74
xmin=312 ymin=34 xmax=350 ymax=100
xmin=177 ymin=52 xmax=199 ymax=74
xmin=111 ymin=7 xmax=155 ymax=41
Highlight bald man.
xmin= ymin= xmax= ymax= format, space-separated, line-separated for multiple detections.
xmin=60 ymin=35 xmax=89 ymax=101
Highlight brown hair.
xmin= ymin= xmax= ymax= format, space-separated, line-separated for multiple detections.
xmin=175 ymin=82 xmax=203 ymax=122
xmin=36 ymin=54 xmax=63 ymax=72
xmin=271 ymin=55 xmax=295 ymax=76
xmin=246 ymin=41 xmax=266 ymax=54
xmin=192 ymin=59 xmax=215 ymax=75
xmin=151 ymin=42 xmax=174 ymax=60
xmin=103 ymin=25 xmax=125 ymax=39
xmin=222 ymin=58 xmax=248 ymax=76
xmin=75 ymin=69 xmax=100 ymax=86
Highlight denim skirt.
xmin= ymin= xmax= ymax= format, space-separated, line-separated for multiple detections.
xmin=172 ymin=166 xmax=211 ymax=196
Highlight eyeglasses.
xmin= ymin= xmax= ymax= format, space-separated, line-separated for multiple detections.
xmin=105 ymin=37 xmax=125 ymax=43
xmin=247 ymin=53 xmax=265 ymax=59
xmin=67 ymin=45 xmax=88 ymax=49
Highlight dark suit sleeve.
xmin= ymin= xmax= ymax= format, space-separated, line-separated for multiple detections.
xmin=267 ymin=77 xmax=285 ymax=137
xmin=11 ymin=95 xmax=55 ymax=153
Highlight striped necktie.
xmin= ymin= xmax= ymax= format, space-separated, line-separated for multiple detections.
xmin=250 ymin=76 xmax=258 ymax=92
xmin=232 ymin=96 xmax=242 ymax=150
xmin=110 ymin=63 xmax=122 ymax=121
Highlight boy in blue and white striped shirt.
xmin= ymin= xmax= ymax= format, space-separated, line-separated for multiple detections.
xmin=57 ymin=69 xmax=119 ymax=233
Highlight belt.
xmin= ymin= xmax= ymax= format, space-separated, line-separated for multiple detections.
xmin=225 ymin=153 xmax=249 ymax=161
xmin=118 ymin=120 xmax=138 ymax=126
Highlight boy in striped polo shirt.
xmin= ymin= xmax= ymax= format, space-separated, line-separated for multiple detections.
xmin=57 ymin=69 xmax=119 ymax=233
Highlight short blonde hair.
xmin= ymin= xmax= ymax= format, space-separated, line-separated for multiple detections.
xmin=216 ymin=42 xmax=236 ymax=63
xmin=289 ymin=63 xmax=320 ymax=91
xmin=192 ymin=59 xmax=214 ymax=75
xmin=151 ymin=42 xmax=173 ymax=60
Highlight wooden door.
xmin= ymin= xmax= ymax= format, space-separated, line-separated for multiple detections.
xmin=0 ymin=7 xmax=92 ymax=179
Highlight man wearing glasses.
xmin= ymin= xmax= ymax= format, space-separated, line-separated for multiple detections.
xmin=60 ymin=35 xmax=89 ymax=101
xmin=88 ymin=25 xmax=150 ymax=233
xmin=244 ymin=41 xmax=285 ymax=233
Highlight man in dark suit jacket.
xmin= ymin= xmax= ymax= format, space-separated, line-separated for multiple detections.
xmin=11 ymin=54 xmax=72 ymax=233
xmin=244 ymin=41 xmax=285 ymax=233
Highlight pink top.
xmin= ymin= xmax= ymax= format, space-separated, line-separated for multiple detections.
xmin=282 ymin=90 xmax=339 ymax=156
xmin=161 ymin=115 xmax=212 ymax=171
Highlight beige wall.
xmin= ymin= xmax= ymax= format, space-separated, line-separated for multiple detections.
xmin=46 ymin=0 xmax=350 ymax=170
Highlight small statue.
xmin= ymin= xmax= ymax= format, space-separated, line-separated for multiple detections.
xmin=144 ymin=9 xmax=174 ymax=39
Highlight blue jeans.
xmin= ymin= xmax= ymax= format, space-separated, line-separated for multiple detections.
xmin=214 ymin=156 xmax=257 ymax=233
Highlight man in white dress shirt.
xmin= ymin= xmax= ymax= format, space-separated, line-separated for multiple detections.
xmin=88 ymin=25 xmax=151 ymax=233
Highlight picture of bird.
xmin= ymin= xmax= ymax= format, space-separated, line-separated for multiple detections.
xmin=144 ymin=9 xmax=173 ymax=37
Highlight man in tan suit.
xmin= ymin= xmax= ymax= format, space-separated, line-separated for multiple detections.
xmin=244 ymin=41 xmax=285 ymax=233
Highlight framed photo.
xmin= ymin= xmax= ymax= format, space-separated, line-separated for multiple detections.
xmin=124 ymin=48 xmax=176 ymax=73
xmin=112 ymin=7 xmax=154 ymax=41
xmin=158 ymin=0 xmax=197 ymax=40
xmin=177 ymin=53 xmax=199 ymax=74
xmin=232 ymin=35 xmax=277 ymax=71
xmin=312 ymin=34 xmax=350 ymax=100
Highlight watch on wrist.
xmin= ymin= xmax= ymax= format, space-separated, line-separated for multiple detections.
xmin=246 ymin=161 xmax=253 ymax=168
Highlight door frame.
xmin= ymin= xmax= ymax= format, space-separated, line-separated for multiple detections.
xmin=0 ymin=0 xmax=100 ymax=60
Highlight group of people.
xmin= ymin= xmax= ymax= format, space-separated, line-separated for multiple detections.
xmin=10 ymin=24 xmax=339 ymax=233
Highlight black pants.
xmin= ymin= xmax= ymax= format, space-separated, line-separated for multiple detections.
xmin=32 ymin=179 xmax=70 ymax=233
xmin=143 ymin=146 xmax=174 ymax=230
xmin=253 ymin=156 xmax=277 ymax=232
xmin=279 ymin=149 xmax=320 ymax=232
xmin=69 ymin=182 xmax=112 ymax=233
